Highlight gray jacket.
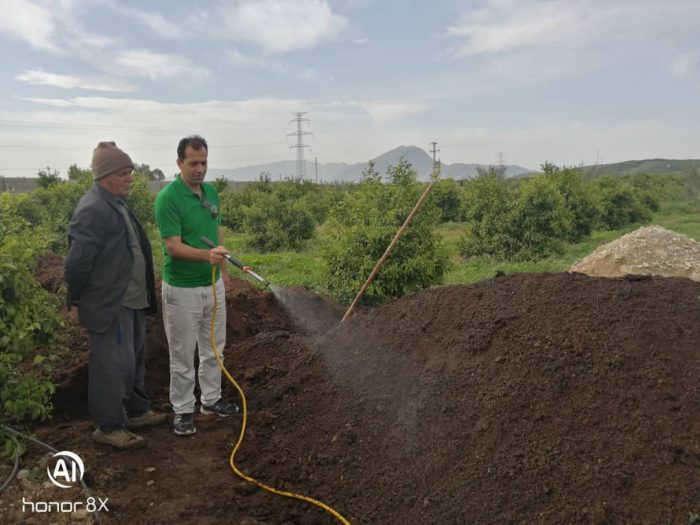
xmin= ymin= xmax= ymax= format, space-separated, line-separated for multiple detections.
xmin=65 ymin=183 xmax=156 ymax=333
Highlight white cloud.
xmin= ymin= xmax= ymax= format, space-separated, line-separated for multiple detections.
xmin=447 ymin=1 xmax=584 ymax=56
xmin=0 ymin=0 xmax=117 ymax=56
xmin=446 ymin=0 xmax=700 ymax=57
xmin=228 ymin=49 xmax=325 ymax=82
xmin=16 ymin=69 xmax=136 ymax=92
xmin=229 ymin=50 xmax=288 ymax=73
xmin=217 ymin=0 xmax=347 ymax=53
xmin=21 ymin=95 xmax=427 ymax=126
xmin=442 ymin=0 xmax=700 ymax=86
xmin=105 ymin=3 xmax=180 ymax=40
xmin=0 ymin=0 xmax=62 ymax=52
xmin=114 ymin=50 xmax=211 ymax=80
xmin=359 ymin=100 xmax=431 ymax=124
xmin=20 ymin=97 xmax=75 ymax=107
xmin=670 ymin=52 xmax=700 ymax=79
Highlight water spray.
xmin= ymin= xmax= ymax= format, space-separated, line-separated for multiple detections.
xmin=200 ymin=236 xmax=270 ymax=287
xmin=200 ymin=238 xmax=335 ymax=332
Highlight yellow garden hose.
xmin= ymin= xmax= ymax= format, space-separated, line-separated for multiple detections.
xmin=209 ymin=267 xmax=351 ymax=524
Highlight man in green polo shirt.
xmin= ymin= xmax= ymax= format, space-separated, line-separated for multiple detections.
xmin=154 ymin=135 xmax=239 ymax=436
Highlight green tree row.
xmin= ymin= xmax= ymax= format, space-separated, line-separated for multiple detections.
xmin=456 ymin=163 xmax=674 ymax=261
xmin=0 ymin=194 xmax=62 ymax=453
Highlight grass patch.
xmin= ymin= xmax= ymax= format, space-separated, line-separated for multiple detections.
xmin=221 ymin=230 xmax=327 ymax=291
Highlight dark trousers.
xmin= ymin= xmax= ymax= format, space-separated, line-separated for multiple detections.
xmin=88 ymin=306 xmax=150 ymax=430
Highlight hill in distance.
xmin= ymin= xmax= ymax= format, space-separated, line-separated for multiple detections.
xmin=208 ymin=145 xmax=532 ymax=182
xmin=582 ymin=158 xmax=700 ymax=177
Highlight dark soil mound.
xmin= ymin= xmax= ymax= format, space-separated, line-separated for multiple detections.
xmin=311 ymin=273 xmax=700 ymax=523
xmin=2 ymin=270 xmax=698 ymax=525
xmin=33 ymin=252 xmax=66 ymax=294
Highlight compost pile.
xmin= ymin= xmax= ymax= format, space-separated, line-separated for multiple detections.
xmin=570 ymin=224 xmax=700 ymax=282
xmin=1 ymin=260 xmax=698 ymax=524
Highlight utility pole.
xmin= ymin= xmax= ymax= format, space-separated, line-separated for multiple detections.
xmin=497 ymin=152 xmax=505 ymax=167
xmin=314 ymin=157 xmax=318 ymax=184
xmin=429 ymin=141 xmax=441 ymax=177
xmin=287 ymin=112 xmax=313 ymax=179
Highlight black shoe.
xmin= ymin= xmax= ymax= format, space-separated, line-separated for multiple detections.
xmin=200 ymin=398 xmax=239 ymax=417
xmin=173 ymin=413 xmax=196 ymax=436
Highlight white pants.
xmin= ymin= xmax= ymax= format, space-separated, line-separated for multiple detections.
xmin=162 ymin=279 xmax=226 ymax=414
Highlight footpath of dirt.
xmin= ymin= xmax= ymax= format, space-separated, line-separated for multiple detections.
xmin=1 ymin=258 xmax=698 ymax=524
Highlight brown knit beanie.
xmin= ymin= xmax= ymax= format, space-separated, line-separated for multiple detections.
xmin=91 ymin=142 xmax=133 ymax=180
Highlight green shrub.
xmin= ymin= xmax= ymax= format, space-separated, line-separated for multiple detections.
xmin=219 ymin=190 xmax=248 ymax=231
xmin=460 ymin=167 xmax=595 ymax=261
xmin=36 ymin=167 xmax=62 ymax=188
xmin=15 ymin=179 xmax=90 ymax=253
xmin=212 ymin=177 xmax=229 ymax=193
xmin=506 ymin=175 xmax=569 ymax=260
xmin=67 ymin=164 xmax=92 ymax=183
xmin=432 ymin=178 xmax=464 ymax=223
xmin=0 ymin=194 xmax=61 ymax=452
xmin=459 ymin=172 xmax=515 ymax=259
xmin=323 ymin=159 xmax=448 ymax=305
xmin=592 ymin=176 xmax=653 ymax=229
xmin=125 ymin=174 xmax=156 ymax=227
xmin=241 ymin=190 xmax=316 ymax=252
xmin=220 ymin=176 xmax=344 ymax=236
xmin=541 ymin=163 xmax=599 ymax=242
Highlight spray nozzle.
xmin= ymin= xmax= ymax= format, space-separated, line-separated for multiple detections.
xmin=200 ymin=236 xmax=270 ymax=287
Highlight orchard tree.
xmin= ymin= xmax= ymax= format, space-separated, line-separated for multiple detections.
xmin=431 ymin=178 xmax=464 ymax=223
xmin=324 ymin=158 xmax=448 ymax=305
xmin=212 ymin=176 xmax=229 ymax=193
xmin=0 ymin=194 xmax=62 ymax=454
xmin=459 ymin=171 xmax=514 ymax=259
xmin=506 ymin=175 xmax=570 ymax=259
xmin=541 ymin=163 xmax=599 ymax=242
xmin=36 ymin=166 xmax=61 ymax=188
xmin=67 ymin=163 xmax=92 ymax=183
xmin=133 ymin=163 xmax=164 ymax=181
xmin=240 ymin=190 xmax=315 ymax=252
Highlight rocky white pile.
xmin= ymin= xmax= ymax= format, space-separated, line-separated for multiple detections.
xmin=570 ymin=225 xmax=700 ymax=281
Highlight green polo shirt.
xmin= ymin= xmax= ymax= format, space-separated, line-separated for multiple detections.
xmin=154 ymin=175 xmax=221 ymax=287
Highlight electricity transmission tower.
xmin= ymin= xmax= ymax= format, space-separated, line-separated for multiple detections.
xmin=497 ymin=152 xmax=505 ymax=168
xmin=287 ymin=112 xmax=313 ymax=179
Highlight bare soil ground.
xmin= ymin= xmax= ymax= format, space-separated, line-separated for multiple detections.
xmin=1 ymin=256 xmax=699 ymax=524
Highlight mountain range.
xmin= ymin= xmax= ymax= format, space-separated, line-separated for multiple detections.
xmin=583 ymin=158 xmax=700 ymax=177
xmin=207 ymin=145 xmax=532 ymax=182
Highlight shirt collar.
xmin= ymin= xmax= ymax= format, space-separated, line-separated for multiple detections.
xmin=174 ymin=174 xmax=206 ymax=198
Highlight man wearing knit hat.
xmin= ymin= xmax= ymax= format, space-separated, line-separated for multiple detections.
xmin=65 ymin=142 xmax=165 ymax=450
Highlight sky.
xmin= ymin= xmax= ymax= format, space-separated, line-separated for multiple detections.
xmin=0 ymin=0 xmax=699 ymax=178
